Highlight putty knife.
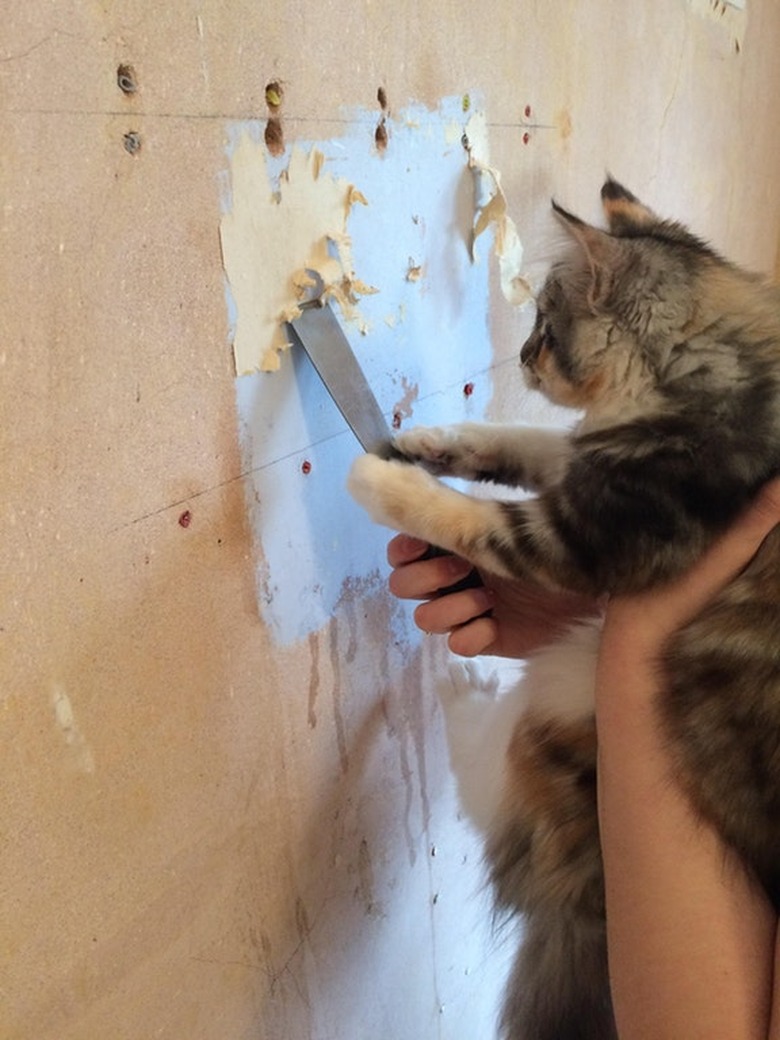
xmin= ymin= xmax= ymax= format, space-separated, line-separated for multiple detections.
xmin=285 ymin=274 xmax=483 ymax=595
xmin=286 ymin=283 xmax=391 ymax=453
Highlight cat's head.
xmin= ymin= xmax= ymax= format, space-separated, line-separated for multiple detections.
xmin=520 ymin=179 xmax=733 ymax=411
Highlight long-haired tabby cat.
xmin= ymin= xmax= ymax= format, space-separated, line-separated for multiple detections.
xmin=348 ymin=179 xmax=780 ymax=1040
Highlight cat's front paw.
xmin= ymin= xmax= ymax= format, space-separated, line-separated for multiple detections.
xmin=347 ymin=453 xmax=438 ymax=532
xmin=394 ymin=424 xmax=463 ymax=475
xmin=394 ymin=422 xmax=491 ymax=479
xmin=442 ymin=660 xmax=501 ymax=706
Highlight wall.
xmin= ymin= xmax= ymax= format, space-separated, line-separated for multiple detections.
xmin=3 ymin=2 xmax=780 ymax=1038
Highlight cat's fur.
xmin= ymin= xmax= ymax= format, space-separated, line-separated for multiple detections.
xmin=348 ymin=179 xmax=780 ymax=1040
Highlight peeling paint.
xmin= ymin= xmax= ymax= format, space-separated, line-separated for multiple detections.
xmin=464 ymin=112 xmax=531 ymax=307
xmin=220 ymin=139 xmax=373 ymax=374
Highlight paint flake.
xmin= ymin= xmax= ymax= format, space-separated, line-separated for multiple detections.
xmin=220 ymin=138 xmax=375 ymax=374
xmin=463 ymin=113 xmax=531 ymax=307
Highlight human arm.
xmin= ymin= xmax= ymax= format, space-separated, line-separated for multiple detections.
xmin=596 ymin=480 xmax=780 ymax=1040
xmin=387 ymin=481 xmax=780 ymax=1037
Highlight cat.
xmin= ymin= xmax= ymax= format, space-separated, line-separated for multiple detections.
xmin=347 ymin=178 xmax=780 ymax=1040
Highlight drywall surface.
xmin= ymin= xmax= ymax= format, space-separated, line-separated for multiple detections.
xmin=3 ymin=2 xmax=780 ymax=1039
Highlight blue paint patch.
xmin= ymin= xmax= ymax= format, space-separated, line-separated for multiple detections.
xmin=229 ymin=97 xmax=500 ymax=646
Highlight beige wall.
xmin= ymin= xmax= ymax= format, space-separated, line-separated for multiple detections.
xmin=3 ymin=2 xmax=780 ymax=1038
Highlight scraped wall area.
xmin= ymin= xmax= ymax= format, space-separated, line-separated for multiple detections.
xmin=3 ymin=2 xmax=780 ymax=1039
xmin=221 ymin=97 xmax=527 ymax=645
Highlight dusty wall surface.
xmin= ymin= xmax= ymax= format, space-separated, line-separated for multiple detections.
xmin=3 ymin=2 xmax=780 ymax=1038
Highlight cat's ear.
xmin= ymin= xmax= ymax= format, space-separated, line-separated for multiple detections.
xmin=552 ymin=200 xmax=623 ymax=309
xmin=600 ymin=178 xmax=657 ymax=234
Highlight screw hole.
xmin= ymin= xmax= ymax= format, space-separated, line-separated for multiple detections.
xmin=265 ymin=80 xmax=283 ymax=111
xmin=117 ymin=64 xmax=138 ymax=95
xmin=264 ymin=117 xmax=284 ymax=156
xmin=123 ymin=131 xmax=142 ymax=155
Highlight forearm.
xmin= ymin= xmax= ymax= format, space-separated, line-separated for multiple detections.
xmin=596 ymin=641 xmax=777 ymax=1040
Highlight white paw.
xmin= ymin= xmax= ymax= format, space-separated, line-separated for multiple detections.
xmin=441 ymin=660 xmax=500 ymax=706
xmin=347 ymin=453 xmax=437 ymax=531
xmin=395 ymin=422 xmax=491 ymax=478
xmin=395 ymin=425 xmax=458 ymax=468
xmin=347 ymin=454 xmax=393 ymax=520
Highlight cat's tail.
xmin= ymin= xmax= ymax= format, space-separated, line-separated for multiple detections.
xmin=499 ymin=908 xmax=616 ymax=1040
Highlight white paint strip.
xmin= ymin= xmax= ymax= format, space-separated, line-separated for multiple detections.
xmin=51 ymin=684 xmax=95 ymax=774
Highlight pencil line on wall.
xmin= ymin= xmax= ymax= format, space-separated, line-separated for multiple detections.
xmin=111 ymin=354 xmax=524 ymax=532
xmin=5 ymin=106 xmax=556 ymax=132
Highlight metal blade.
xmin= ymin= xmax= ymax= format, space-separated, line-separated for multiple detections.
xmin=286 ymin=303 xmax=391 ymax=453
xmin=287 ymin=293 xmax=486 ymax=597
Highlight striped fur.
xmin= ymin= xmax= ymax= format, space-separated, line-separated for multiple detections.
xmin=348 ymin=179 xmax=780 ymax=1038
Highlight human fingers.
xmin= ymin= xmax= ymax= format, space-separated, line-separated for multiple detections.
xmin=447 ymin=616 xmax=500 ymax=658
xmin=413 ymin=586 xmax=495 ymax=634
xmin=386 ymin=534 xmax=430 ymax=568
xmin=388 ymin=549 xmax=474 ymax=601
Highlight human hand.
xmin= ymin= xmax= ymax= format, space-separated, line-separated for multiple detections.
xmin=600 ymin=477 xmax=780 ymax=666
xmin=386 ymin=534 xmax=600 ymax=658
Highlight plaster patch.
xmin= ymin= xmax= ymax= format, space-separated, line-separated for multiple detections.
xmin=225 ymin=97 xmax=528 ymax=645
